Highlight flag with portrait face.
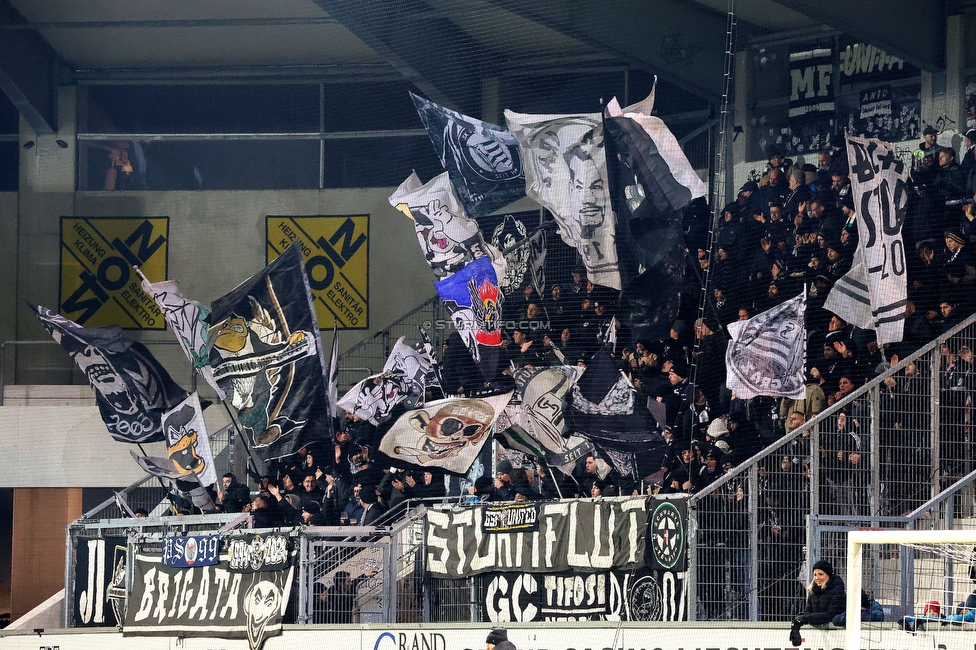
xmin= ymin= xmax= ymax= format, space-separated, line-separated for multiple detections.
xmin=378 ymin=391 xmax=512 ymax=474
xmin=505 ymin=110 xmax=621 ymax=290
xmin=411 ymin=92 xmax=525 ymax=218
xmin=31 ymin=302 xmax=188 ymax=444
xmin=434 ymin=256 xmax=503 ymax=378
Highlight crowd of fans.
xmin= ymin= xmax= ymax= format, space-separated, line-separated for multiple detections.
xmin=201 ymin=129 xmax=976 ymax=529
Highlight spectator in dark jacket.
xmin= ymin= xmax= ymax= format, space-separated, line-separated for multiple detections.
xmin=790 ymin=560 xmax=846 ymax=646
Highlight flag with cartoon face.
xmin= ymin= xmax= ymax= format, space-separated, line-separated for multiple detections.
xmin=389 ymin=171 xmax=505 ymax=279
xmin=411 ymin=92 xmax=525 ymax=218
xmin=162 ymin=392 xmax=217 ymax=487
xmin=30 ymin=302 xmax=188 ymax=444
xmin=434 ymin=256 xmax=503 ymax=380
xmin=505 ymin=109 xmax=621 ymax=290
xmin=206 ymin=244 xmax=329 ymax=461
xmin=378 ymin=391 xmax=512 ymax=473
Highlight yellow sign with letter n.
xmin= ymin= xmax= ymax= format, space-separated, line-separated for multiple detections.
xmin=59 ymin=217 xmax=169 ymax=329
xmin=266 ymin=215 xmax=369 ymax=330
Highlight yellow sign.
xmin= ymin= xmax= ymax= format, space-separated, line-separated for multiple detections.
xmin=59 ymin=217 xmax=169 ymax=329
xmin=266 ymin=215 xmax=369 ymax=330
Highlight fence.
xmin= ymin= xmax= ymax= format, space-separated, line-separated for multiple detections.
xmin=687 ymin=311 xmax=976 ymax=622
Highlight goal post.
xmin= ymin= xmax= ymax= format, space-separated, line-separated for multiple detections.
xmin=847 ymin=529 xmax=976 ymax=650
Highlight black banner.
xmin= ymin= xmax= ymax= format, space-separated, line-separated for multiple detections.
xmin=479 ymin=568 xmax=688 ymax=622
xmin=789 ymin=46 xmax=835 ymax=122
xmin=838 ymin=41 xmax=917 ymax=85
xmin=74 ymin=537 xmax=127 ymax=627
xmin=425 ymin=496 xmax=647 ymax=577
xmin=207 ymin=243 xmax=330 ymax=461
xmin=125 ymin=551 xmax=295 ymax=650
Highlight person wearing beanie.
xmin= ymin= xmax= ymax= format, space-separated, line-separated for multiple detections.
xmin=486 ymin=627 xmax=517 ymax=650
xmin=789 ymin=559 xmax=846 ymax=646
xmin=899 ymin=599 xmax=945 ymax=631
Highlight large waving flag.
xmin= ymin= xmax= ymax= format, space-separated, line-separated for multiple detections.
xmin=206 ymin=243 xmax=329 ymax=461
xmin=565 ymin=350 xmax=664 ymax=476
xmin=336 ymin=336 xmax=433 ymax=424
xmin=824 ymin=135 xmax=909 ymax=344
xmin=136 ymin=269 xmax=225 ymax=400
xmin=604 ymin=92 xmax=705 ymax=343
xmin=434 ymin=256 xmax=503 ymax=380
xmin=377 ymin=391 xmax=512 ymax=474
xmin=411 ymin=92 xmax=525 ymax=218
xmin=505 ymin=109 xmax=621 ymax=290
xmin=494 ymin=365 xmax=596 ymax=476
xmin=161 ymin=392 xmax=217 ymax=488
xmin=389 ymin=171 xmax=505 ymax=279
xmin=725 ymin=293 xmax=807 ymax=400
xmin=31 ymin=303 xmax=188 ymax=444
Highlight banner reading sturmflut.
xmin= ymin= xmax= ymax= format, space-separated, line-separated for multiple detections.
xmin=725 ymin=293 xmax=806 ymax=400
xmin=425 ymin=496 xmax=647 ymax=577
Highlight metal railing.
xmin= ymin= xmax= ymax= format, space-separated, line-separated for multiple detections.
xmin=687 ymin=311 xmax=976 ymax=622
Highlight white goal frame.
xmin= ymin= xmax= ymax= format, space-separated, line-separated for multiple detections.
xmin=847 ymin=529 xmax=976 ymax=650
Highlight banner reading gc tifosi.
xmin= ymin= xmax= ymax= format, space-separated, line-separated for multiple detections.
xmin=425 ymin=496 xmax=647 ymax=577
xmin=266 ymin=215 xmax=369 ymax=330
xmin=125 ymin=539 xmax=295 ymax=650
xmin=60 ymin=217 xmax=169 ymax=328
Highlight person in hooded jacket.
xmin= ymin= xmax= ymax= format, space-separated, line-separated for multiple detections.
xmin=790 ymin=559 xmax=846 ymax=646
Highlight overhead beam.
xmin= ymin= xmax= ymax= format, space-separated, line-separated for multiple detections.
xmin=313 ymin=0 xmax=486 ymax=114
xmin=0 ymin=0 xmax=64 ymax=134
xmin=768 ymin=0 xmax=945 ymax=72
xmin=482 ymin=0 xmax=736 ymax=102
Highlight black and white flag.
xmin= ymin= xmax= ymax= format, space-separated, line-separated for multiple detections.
xmin=824 ymin=135 xmax=908 ymax=344
xmin=725 ymin=293 xmax=807 ymax=399
xmin=505 ymin=109 xmax=621 ymax=290
xmin=207 ymin=243 xmax=330 ymax=460
xmin=31 ymin=302 xmax=188 ymax=444
xmin=527 ymin=228 xmax=547 ymax=298
xmin=162 ymin=392 xmax=217 ymax=488
xmin=131 ymin=451 xmax=216 ymax=513
xmin=411 ymin=92 xmax=525 ymax=218
xmin=389 ymin=171 xmax=506 ymax=279
xmin=823 ymin=246 xmax=874 ymax=331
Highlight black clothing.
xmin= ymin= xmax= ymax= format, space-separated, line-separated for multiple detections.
xmin=801 ymin=573 xmax=846 ymax=625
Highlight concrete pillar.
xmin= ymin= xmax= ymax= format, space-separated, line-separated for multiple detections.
xmin=945 ymin=13 xmax=967 ymax=147
xmin=16 ymin=85 xmax=77 ymax=381
xmin=9 ymin=487 xmax=83 ymax=622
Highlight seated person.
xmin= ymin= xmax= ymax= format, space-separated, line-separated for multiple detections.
xmin=899 ymin=600 xmax=943 ymax=631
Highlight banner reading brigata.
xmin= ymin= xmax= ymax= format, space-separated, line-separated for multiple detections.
xmin=125 ymin=534 xmax=294 ymax=650
xmin=60 ymin=217 xmax=169 ymax=328
xmin=266 ymin=215 xmax=369 ymax=330
xmin=425 ymin=496 xmax=647 ymax=577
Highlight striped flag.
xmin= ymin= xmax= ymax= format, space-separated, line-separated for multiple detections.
xmin=824 ymin=135 xmax=908 ymax=344
xmin=725 ymin=293 xmax=807 ymax=399
xmin=823 ymin=247 xmax=875 ymax=331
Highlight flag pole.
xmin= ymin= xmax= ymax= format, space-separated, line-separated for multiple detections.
xmin=136 ymin=442 xmax=179 ymax=515
xmin=220 ymin=402 xmax=269 ymax=481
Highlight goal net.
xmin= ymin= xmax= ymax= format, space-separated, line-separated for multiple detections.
xmin=847 ymin=529 xmax=976 ymax=650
